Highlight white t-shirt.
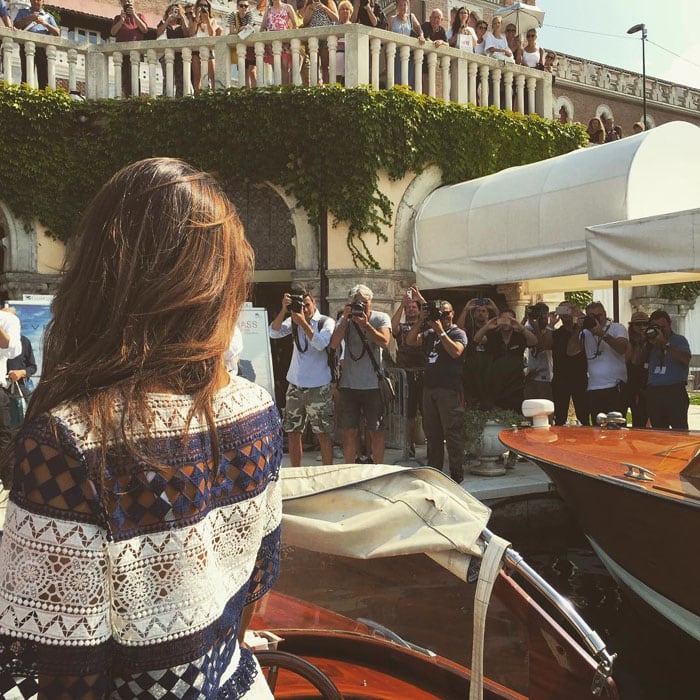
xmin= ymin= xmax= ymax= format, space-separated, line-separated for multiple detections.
xmin=224 ymin=326 xmax=243 ymax=375
xmin=0 ymin=310 xmax=22 ymax=388
xmin=582 ymin=321 xmax=628 ymax=390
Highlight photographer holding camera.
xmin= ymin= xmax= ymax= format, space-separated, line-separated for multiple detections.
xmin=551 ymin=302 xmax=588 ymax=425
xmin=523 ymin=302 xmax=553 ymax=401
xmin=644 ymin=309 xmax=691 ymax=430
xmin=391 ymin=287 xmax=427 ymax=458
xmin=352 ymin=0 xmax=387 ymax=29
xmin=576 ymin=302 xmax=628 ymax=424
xmin=330 ymin=284 xmax=391 ymax=464
xmin=270 ymin=288 xmax=336 ymax=466
xmin=473 ymin=309 xmax=537 ymax=413
xmin=457 ymin=297 xmax=497 ymax=409
xmin=110 ymin=0 xmax=149 ymax=96
xmin=405 ymin=294 xmax=467 ymax=482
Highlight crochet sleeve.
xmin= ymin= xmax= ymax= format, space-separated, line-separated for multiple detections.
xmin=0 ymin=416 xmax=111 ymax=699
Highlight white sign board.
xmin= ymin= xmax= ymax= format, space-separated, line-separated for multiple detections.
xmin=236 ymin=307 xmax=275 ymax=399
xmin=8 ymin=299 xmax=53 ymax=381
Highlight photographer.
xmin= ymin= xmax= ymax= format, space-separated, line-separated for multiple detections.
xmin=406 ymin=295 xmax=467 ymax=482
xmin=624 ymin=311 xmax=650 ymax=427
xmin=474 ymin=309 xmax=537 ymax=413
xmin=110 ymin=0 xmax=149 ymax=96
xmin=391 ymin=287 xmax=427 ymax=458
xmin=551 ymin=302 xmax=588 ymax=425
xmin=523 ymin=302 xmax=553 ymax=401
xmin=644 ymin=309 xmax=691 ymax=430
xmin=352 ymin=0 xmax=387 ymax=29
xmin=577 ymin=302 xmax=628 ymax=424
xmin=270 ymin=288 xmax=336 ymax=466
xmin=457 ymin=296 xmax=497 ymax=409
xmin=330 ymin=284 xmax=391 ymax=464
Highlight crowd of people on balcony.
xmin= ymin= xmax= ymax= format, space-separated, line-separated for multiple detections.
xmin=586 ymin=112 xmax=647 ymax=144
xmin=96 ymin=0 xmax=559 ymax=92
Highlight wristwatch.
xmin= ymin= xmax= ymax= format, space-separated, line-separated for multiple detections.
xmin=439 ymin=331 xmax=447 ymax=338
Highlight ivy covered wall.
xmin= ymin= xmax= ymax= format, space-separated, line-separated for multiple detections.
xmin=0 ymin=84 xmax=586 ymax=269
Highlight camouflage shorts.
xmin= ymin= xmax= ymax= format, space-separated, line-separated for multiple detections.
xmin=283 ymin=383 xmax=335 ymax=434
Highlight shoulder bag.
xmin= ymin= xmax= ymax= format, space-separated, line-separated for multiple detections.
xmin=353 ymin=322 xmax=395 ymax=408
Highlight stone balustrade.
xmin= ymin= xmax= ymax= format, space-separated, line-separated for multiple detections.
xmin=555 ymin=52 xmax=700 ymax=114
xmin=0 ymin=24 xmax=550 ymax=118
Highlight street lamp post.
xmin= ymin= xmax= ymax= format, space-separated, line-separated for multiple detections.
xmin=627 ymin=23 xmax=648 ymax=129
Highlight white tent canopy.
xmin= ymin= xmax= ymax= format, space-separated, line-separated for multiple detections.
xmin=414 ymin=121 xmax=700 ymax=293
xmin=586 ymin=208 xmax=700 ymax=285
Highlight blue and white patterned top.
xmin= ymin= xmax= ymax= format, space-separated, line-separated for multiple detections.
xmin=0 ymin=376 xmax=283 ymax=698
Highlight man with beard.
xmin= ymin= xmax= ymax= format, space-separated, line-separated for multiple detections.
xmin=391 ymin=287 xmax=427 ymax=457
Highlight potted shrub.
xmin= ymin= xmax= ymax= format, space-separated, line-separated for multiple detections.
xmin=463 ymin=407 xmax=522 ymax=477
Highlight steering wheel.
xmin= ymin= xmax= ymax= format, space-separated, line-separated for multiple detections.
xmin=255 ymin=650 xmax=343 ymax=699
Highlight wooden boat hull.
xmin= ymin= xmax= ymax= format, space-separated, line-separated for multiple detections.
xmin=251 ymin=577 xmax=619 ymax=699
xmin=500 ymin=426 xmax=700 ymax=644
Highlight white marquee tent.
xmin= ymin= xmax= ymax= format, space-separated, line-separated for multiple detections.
xmin=413 ymin=121 xmax=700 ymax=294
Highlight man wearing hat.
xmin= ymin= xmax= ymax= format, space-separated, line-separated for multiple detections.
xmin=625 ymin=311 xmax=650 ymax=427
xmin=645 ymin=309 xmax=691 ymax=430
xmin=551 ymin=302 xmax=588 ymax=425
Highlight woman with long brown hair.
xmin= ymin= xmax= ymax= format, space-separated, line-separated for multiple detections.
xmin=0 ymin=158 xmax=281 ymax=698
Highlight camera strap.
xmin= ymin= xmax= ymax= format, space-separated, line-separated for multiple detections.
xmin=292 ymin=320 xmax=309 ymax=354
xmin=352 ymin=320 xmax=385 ymax=380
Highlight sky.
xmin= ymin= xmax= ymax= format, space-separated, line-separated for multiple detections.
xmin=534 ymin=0 xmax=700 ymax=90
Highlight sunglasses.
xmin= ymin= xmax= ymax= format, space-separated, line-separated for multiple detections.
xmin=506 ymin=28 xmax=516 ymax=32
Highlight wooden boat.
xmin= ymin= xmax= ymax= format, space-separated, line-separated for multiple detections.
xmin=246 ymin=464 xmax=619 ymax=699
xmin=500 ymin=416 xmax=700 ymax=645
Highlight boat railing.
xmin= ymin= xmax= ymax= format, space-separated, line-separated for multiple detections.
xmin=0 ymin=25 xmax=553 ymax=117
xmin=482 ymin=528 xmax=617 ymax=696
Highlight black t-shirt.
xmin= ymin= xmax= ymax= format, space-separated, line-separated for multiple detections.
xmin=394 ymin=322 xmax=427 ymax=371
xmin=551 ymin=326 xmax=587 ymax=381
xmin=357 ymin=3 xmax=386 ymax=29
xmin=423 ymin=326 xmax=467 ymax=389
xmin=421 ymin=21 xmax=446 ymax=42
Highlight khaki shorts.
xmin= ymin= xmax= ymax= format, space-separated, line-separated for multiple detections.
xmin=283 ymin=383 xmax=335 ymax=434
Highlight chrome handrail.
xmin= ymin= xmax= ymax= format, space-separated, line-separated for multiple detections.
xmin=481 ymin=528 xmax=616 ymax=696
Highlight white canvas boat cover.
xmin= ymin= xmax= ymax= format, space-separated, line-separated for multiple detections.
xmin=414 ymin=121 xmax=700 ymax=293
xmin=586 ymin=207 xmax=700 ymax=284
xmin=281 ymin=464 xmax=491 ymax=581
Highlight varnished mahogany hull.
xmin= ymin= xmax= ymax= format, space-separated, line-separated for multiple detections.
xmin=500 ymin=427 xmax=700 ymax=643
xmin=251 ymin=578 xmax=619 ymax=699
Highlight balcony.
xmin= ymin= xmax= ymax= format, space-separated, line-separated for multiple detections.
xmin=0 ymin=24 xmax=553 ymax=116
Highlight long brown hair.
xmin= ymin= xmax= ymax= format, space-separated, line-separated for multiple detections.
xmin=16 ymin=157 xmax=254 ymax=478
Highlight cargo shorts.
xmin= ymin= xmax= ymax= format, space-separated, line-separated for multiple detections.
xmin=283 ymin=383 xmax=335 ymax=434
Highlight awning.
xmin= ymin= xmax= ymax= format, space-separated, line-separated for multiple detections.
xmin=586 ymin=208 xmax=700 ymax=285
xmin=414 ymin=121 xmax=700 ymax=293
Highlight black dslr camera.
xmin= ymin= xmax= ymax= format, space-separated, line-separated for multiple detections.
xmin=351 ymin=300 xmax=367 ymax=317
xmin=423 ymin=301 xmax=445 ymax=322
xmin=645 ymin=324 xmax=662 ymax=341
xmin=581 ymin=315 xmax=598 ymax=330
xmin=289 ymin=293 xmax=304 ymax=313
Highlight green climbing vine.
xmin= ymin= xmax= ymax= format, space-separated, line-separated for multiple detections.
xmin=0 ymin=83 xmax=587 ymax=268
